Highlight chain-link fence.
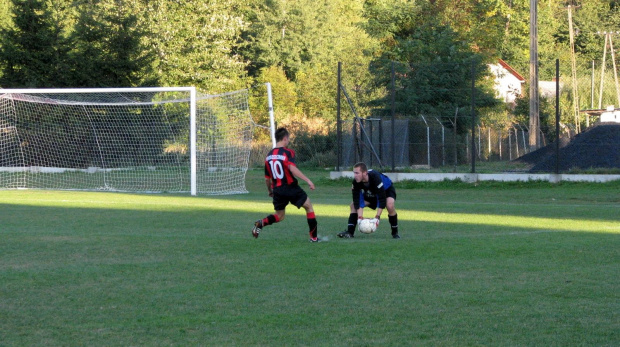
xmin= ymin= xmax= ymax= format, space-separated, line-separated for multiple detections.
xmin=249 ymin=119 xmax=618 ymax=173
xmin=248 ymin=58 xmax=619 ymax=174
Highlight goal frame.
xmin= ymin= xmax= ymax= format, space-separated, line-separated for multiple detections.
xmin=3 ymin=87 xmax=204 ymax=195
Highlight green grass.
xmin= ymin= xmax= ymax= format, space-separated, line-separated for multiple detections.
xmin=1 ymin=169 xmax=619 ymax=346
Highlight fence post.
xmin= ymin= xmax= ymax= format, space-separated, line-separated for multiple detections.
xmin=555 ymin=59 xmax=560 ymax=174
xmin=514 ymin=127 xmax=520 ymax=158
xmin=509 ymin=130 xmax=512 ymax=160
xmin=379 ymin=120 xmax=383 ymax=165
xmin=391 ymin=61 xmax=396 ymax=171
xmin=435 ymin=117 xmax=445 ymax=167
xmin=499 ymin=128 xmax=502 ymax=160
xmin=421 ymin=115 xmax=430 ymax=167
xmin=521 ymin=126 xmax=528 ymax=154
xmin=337 ymin=62 xmax=342 ymax=171
xmin=488 ymin=127 xmax=491 ymax=159
xmin=478 ymin=126 xmax=481 ymax=159
xmin=470 ymin=60 xmax=476 ymax=173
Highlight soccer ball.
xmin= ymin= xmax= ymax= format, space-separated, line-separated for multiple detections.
xmin=358 ymin=218 xmax=376 ymax=234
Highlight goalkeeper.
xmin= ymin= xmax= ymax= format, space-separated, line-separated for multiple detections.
xmin=337 ymin=162 xmax=400 ymax=239
xmin=252 ymin=127 xmax=319 ymax=242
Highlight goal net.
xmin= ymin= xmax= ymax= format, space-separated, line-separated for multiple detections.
xmin=0 ymin=87 xmax=256 ymax=195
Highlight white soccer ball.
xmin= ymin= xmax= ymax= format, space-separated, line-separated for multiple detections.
xmin=358 ymin=218 xmax=376 ymax=234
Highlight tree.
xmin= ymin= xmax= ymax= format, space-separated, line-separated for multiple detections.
xmin=239 ymin=0 xmax=377 ymax=121
xmin=423 ymin=0 xmax=511 ymax=58
xmin=0 ymin=0 xmax=12 ymax=30
xmin=69 ymin=0 xmax=156 ymax=87
xmin=141 ymin=0 xmax=249 ymax=92
xmin=0 ymin=0 xmax=72 ymax=87
xmin=365 ymin=1 xmax=497 ymax=121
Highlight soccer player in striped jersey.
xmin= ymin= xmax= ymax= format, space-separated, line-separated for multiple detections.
xmin=252 ymin=127 xmax=319 ymax=242
xmin=337 ymin=162 xmax=400 ymax=239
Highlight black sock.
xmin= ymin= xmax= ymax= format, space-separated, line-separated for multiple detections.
xmin=307 ymin=212 xmax=317 ymax=238
xmin=262 ymin=214 xmax=278 ymax=227
xmin=389 ymin=214 xmax=398 ymax=235
xmin=347 ymin=213 xmax=358 ymax=234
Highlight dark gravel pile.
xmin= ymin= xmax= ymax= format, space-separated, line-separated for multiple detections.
xmin=515 ymin=123 xmax=620 ymax=172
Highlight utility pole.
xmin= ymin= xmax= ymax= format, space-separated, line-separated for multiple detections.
xmin=564 ymin=3 xmax=582 ymax=132
xmin=529 ymin=0 xmax=540 ymax=150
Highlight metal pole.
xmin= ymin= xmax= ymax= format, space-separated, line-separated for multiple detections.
xmin=609 ymin=34 xmax=620 ymax=108
xmin=529 ymin=0 xmax=540 ymax=148
xmin=488 ymin=127 xmax=491 ymax=159
xmin=591 ymin=60 xmax=595 ymax=109
xmin=567 ymin=5 xmax=581 ymax=132
xmin=470 ymin=60 xmax=476 ymax=173
xmin=369 ymin=120 xmax=374 ymax=167
xmin=379 ymin=120 xmax=383 ymax=164
xmin=509 ymin=130 xmax=512 ymax=161
xmin=391 ymin=61 xmax=396 ymax=171
xmin=266 ymin=82 xmax=276 ymax=148
xmin=427 ymin=126 xmax=431 ymax=167
xmin=337 ymin=62 xmax=342 ymax=171
xmin=521 ymin=126 xmax=527 ymax=153
xmin=436 ymin=117 xmax=445 ymax=166
xmin=556 ymin=59 xmax=561 ymax=174
xmin=599 ymin=33 xmax=608 ymax=109
xmin=478 ymin=126 xmax=481 ymax=159
xmin=515 ymin=127 xmax=520 ymax=158
xmin=442 ymin=126 xmax=445 ymax=166
xmin=190 ymin=87 xmax=197 ymax=196
xmin=499 ymin=128 xmax=502 ymax=160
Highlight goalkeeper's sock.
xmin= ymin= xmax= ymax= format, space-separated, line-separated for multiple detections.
xmin=389 ymin=214 xmax=398 ymax=235
xmin=347 ymin=213 xmax=358 ymax=234
xmin=262 ymin=214 xmax=279 ymax=227
xmin=307 ymin=212 xmax=318 ymax=238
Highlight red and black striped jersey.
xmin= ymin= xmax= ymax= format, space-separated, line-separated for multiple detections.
xmin=264 ymin=147 xmax=298 ymax=188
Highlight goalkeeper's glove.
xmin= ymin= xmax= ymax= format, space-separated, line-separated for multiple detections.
xmin=371 ymin=217 xmax=380 ymax=228
xmin=357 ymin=216 xmax=364 ymax=225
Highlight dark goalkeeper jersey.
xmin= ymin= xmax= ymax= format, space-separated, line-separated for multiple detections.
xmin=264 ymin=146 xmax=298 ymax=188
xmin=352 ymin=169 xmax=392 ymax=209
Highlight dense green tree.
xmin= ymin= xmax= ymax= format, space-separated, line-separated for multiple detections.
xmin=141 ymin=0 xmax=249 ymax=92
xmin=69 ymin=0 xmax=156 ymax=87
xmin=364 ymin=1 xmax=498 ymax=122
xmin=0 ymin=0 xmax=616 ymax=128
xmin=239 ymin=0 xmax=378 ymax=121
xmin=423 ymin=0 xmax=511 ymax=58
xmin=0 ymin=0 xmax=72 ymax=87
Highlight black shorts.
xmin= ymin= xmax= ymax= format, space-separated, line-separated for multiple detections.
xmin=361 ymin=185 xmax=397 ymax=210
xmin=272 ymin=185 xmax=308 ymax=211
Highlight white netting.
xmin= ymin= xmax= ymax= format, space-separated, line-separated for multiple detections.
xmin=196 ymin=90 xmax=254 ymax=194
xmin=0 ymin=88 xmax=254 ymax=195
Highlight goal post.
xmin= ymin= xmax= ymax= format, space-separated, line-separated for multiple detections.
xmin=0 ymin=86 xmax=257 ymax=195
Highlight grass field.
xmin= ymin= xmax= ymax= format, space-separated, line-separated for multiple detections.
xmin=1 ymin=169 xmax=619 ymax=346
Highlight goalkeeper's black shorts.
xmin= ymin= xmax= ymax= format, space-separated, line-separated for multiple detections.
xmin=272 ymin=185 xmax=308 ymax=211
xmin=361 ymin=185 xmax=397 ymax=210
